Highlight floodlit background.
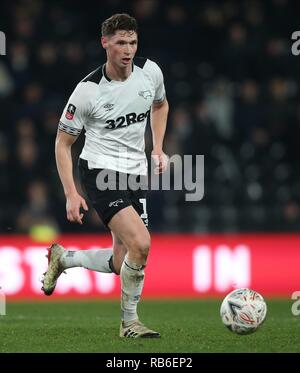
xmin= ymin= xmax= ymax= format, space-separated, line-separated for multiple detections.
xmin=0 ymin=0 xmax=299 ymax=299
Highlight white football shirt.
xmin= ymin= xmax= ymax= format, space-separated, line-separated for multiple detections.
xmin=58 ymin=57 xmax=166 ymax=175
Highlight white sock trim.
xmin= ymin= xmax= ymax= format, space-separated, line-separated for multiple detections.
xmin=61 ymin=249 xmax=113 ymax=273
xmin=120 ymin=256 xmax=145 ymax=322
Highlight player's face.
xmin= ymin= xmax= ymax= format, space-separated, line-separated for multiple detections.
xmin=102 ymin=30 xmax=138 ymax=68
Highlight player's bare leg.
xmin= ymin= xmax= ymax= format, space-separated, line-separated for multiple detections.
xmin=110 ymin=232 xmax=127 ymax=274
xmin=108 ymin=206 xmax=160 ymax=338
xmin=109 ymin=207 xmax=150 ymax=266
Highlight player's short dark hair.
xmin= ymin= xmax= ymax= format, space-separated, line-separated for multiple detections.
xmin=101 ymin=13 xmax=138 ymax=37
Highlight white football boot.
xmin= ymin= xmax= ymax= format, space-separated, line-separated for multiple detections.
xmin=120 ymin=319 xmax=161 ymax=338
xmin=41 ymin=244 xmax=66 ymax=296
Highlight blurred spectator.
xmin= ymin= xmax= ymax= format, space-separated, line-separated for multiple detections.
xmin=234 ymin=80 xmax=266 ymax=143
xmin=132 ymin=0 xmax=158 ymax=20
xmin=16 ymin=180 xmax=59 ymax=234
xmin=205 ymin=79 xmax=234 ymax=141
xmin=0 ymin=62 xmax=14 ymax=97
xmin=168 ymin=106 xmax=193 ymax=155
xmin=265 ymin=78 xmax=296 ymax=142
xmin=12 ymin=139 xmax=44 ymax=204
xmin=281 ymin=200 xmax=300 ymax=231
xmin=15 ymin=117 xmax=36 ymax=140
xmin=221 ymin=23 xmax=251 ymax=80
xmin=191 ymin=100 xmax=216 ymax=155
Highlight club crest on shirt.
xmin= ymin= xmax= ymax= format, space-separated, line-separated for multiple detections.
xmin=138 ymin=90 xmax=152 ymax=99
xmin=65 ymin=104 xmax=76 ymax=120
xmin=103 ymin=103 xmax=114 ymax=111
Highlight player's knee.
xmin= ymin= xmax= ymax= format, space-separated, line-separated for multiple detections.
xmin=130 ymin=233 xmax=151 ymax=261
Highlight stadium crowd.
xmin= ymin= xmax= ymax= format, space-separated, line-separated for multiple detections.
xmin=1 ymin=0 xmax=300 ymax=234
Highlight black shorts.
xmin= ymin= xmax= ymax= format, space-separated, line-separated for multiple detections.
xmin=78 ymin=158 xmax=148 ymax=228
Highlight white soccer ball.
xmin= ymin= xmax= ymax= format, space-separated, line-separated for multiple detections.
xmin=220 ymin=288 xmax=267 ymax=335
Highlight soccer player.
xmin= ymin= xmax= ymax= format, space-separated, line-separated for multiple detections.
xmin=41 ymin=13 xmax=169 ymax=338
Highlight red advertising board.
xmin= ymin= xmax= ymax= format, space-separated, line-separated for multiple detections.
xmin=0 ymin=234 xmax=299 ymax=299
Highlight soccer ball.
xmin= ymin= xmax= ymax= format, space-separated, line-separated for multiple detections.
xmin=220 ymin=288 xmax=267 ymax=335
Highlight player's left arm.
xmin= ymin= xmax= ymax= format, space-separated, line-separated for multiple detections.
xmin=151 ymin=98 xmax=169 ymax=174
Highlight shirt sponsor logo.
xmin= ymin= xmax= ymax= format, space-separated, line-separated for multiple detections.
xmin=65 ymin=104 xmax=76 ymax=120
xmin=104 ymin=109 xmax=150 ymax=130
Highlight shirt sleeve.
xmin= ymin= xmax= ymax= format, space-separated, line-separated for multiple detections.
xmin=58 ymin=82 xmax=91 ymax=136
xmin=151 ymin=61 xmax=166 ymax=104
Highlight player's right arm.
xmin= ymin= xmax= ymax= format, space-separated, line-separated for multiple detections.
xmin=55 ymin=130 xmax=88 ymax=225
xmin=56 ymin=82 xmax=91 ymax=224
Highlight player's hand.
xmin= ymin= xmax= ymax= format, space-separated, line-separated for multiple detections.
xmin=151 ymin=148 xmax=169 ymax=174
xmin=66 ymin=193 xmax=89 ymax=225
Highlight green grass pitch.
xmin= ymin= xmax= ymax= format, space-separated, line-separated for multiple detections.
xmin=0 ymin=299 xmax=299 ymax=352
